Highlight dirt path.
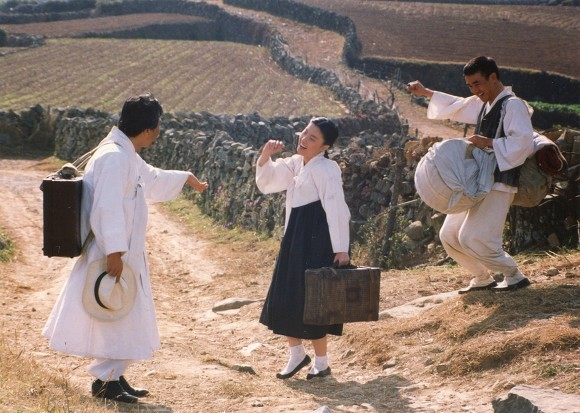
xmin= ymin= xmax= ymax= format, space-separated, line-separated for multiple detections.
xmin=1 ymin=157 xmax=506 ymax=413
xmin=0 ymin=8 xmax=482 ymax=412
xmin=1 ymin=7 xmax=575 ymax=413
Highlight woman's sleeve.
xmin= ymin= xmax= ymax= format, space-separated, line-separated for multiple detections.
xmin=427 ymin=91 xmax=482 ymax=125
xmin=493 ymin=98 xmax=535 ymax=171
xmin=313 ymin=162 xmax=351 ymax=253
xmin=255 ymin=157 xmax=295 ymax=194
xmin=137 ymin=156 xmax=190 ymax=203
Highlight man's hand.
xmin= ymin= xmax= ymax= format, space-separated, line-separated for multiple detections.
xmin=106 ymin=252 xmax=123 ymax=282
xmin=467 ymin=135 xmax=493 ymax=149
xmin=406 ymin=80 xmax=434 ymax=98
xmin=187 ymin=174 xmax=209 ymax=192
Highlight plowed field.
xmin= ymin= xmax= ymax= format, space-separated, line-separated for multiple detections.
xmin=0 ymin=13 xmax=208 ymax=37
xmin=0 ymin=38 xmax=346 ymax=116
xmin=298 ymin=0 xmax=580 ymax=79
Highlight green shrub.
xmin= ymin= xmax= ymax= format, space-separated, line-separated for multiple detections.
xmin=0 ymin=230 xmax=14 ymax=262
xmin=0 ymin=29 xmax=7 ymax=47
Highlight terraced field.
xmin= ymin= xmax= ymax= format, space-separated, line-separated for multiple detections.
xmin=0 ymin=12 xmax=346 ymax=116
xmin=298 ymin=0 xmax=580 ymax=79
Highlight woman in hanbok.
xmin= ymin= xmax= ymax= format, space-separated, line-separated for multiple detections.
xmin=43 ymin=94 xmax=208 ymax=403
xmin=256 ymin=117 xmax=350 ymax=380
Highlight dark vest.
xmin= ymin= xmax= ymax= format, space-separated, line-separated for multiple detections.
xmin=475 ymin=95 xmax=520 ymax=187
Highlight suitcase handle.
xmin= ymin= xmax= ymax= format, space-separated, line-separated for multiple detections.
xmin=320 ymin=263 xmax=358 ymax=277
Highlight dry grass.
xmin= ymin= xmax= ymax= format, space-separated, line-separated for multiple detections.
xmin=346 ymin=272 xmax=580 ymax=394
xmin=0 ymin=330 xmax=108 ymax=412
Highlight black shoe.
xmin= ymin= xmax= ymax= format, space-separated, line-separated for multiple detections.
xmin=493 ymin=277 xmax=531 ymax=292
xmin=119 ymin=375 xmax=149 ymax=397
xmin=458 ymin=281 xmax=498 ymax=294
xmin=306 ymin=366 xmax=331 ymax=380
xmin=276 ymin=355 xmax=311 ymax=379
xmin=91 ymin=379 xmax=138 ymax=404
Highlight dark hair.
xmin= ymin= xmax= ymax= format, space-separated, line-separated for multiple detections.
xmin=118 ymin=93 xmax=163 ymax=137
xmin=311 ymin=117 xmax=339 ymax=147
xmin=463 ymin=56 xmax=500 ymax=81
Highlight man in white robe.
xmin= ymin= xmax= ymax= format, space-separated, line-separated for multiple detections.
xmin=43 ymin=94 xmax=208 ymax=403
xmin=407 ymin=56 xmax=534 ymax=293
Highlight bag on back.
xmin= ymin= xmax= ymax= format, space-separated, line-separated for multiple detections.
xmin=40 ymin=149 xmax=99 ymax=257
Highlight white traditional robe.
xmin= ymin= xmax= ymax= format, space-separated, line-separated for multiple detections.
xmin=428 ymin=88 xmax=534 ymax=279
xmin=256 ymin=152 xmax=350 ymax=253
xmin=43 ymin=126 xmax=190 ymax=360
xmin=428 ymin=87 xmax=535 ymax=192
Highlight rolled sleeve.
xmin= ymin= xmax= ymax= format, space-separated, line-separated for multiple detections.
xmin=427 ymin=92 xmax=482 ymax=124
xmin=256 ymin=157 xmax=295 ymax=194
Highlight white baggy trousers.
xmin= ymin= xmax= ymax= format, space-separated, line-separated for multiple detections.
xmin=439 ymin=189 xmax=519 ymax=277
xmin=87 ymin=359 xmax=132 ymax=381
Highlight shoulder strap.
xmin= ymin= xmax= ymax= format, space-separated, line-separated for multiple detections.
xmin=72 ymin=146 xmax=100 ymax=170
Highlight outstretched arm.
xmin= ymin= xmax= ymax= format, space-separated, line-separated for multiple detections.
xmin=186 ymin=173 xmax=208 ymax=192
xmin=406 ymin=80 xmax=434 ymax=98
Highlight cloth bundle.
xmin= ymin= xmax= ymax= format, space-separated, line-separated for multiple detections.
xmin=414 ymin=138 xmax=497 ymax=214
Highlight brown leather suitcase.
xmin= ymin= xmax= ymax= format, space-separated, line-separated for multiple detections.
xmin=40 ymin=175 xmax=83 ymax=257
xmin=303 ymin=266 xmax=381 ymax=325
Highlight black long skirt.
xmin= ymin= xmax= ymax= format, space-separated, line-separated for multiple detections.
xmin=259 ymin=200 xmax=343 ymax=339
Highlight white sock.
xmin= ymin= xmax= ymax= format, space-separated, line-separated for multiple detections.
xmin=469 ymin=274 xmax=495 ymax=288
xmin=280 ymin=344 xmax=307 ymax=375
xmin=496 ymin=268 xmax=526 ymax=287
xmin=309 ymin=355 xmax=329 ymax=375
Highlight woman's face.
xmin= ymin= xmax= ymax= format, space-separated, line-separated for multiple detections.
xmin=297 ymin=122 xmax=329 ymax=163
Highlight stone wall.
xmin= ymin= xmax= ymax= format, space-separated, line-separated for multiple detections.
xmin=0 ymin=0 xmax=577 ymax=265
xmin=4 ymin=105 xmax=576 ymax=266
xmin=48 ymin=108 xmax=418 ymax=245
xmin=355 ymin=58 xmax=580 ymax=107
xmin=0 ymin=105 xmax=53 ymax=147
xmin=77 ymin=21 xmax=222 ymax=41
xmin=223 ymin=0 xmax=362 ymax=65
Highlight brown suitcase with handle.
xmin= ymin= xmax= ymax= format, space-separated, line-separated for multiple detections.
xmin=40 ymin=175 xmax=83 ymax=258
xmin=40 ymin=147 xmax=100 ymax=258
xmin=303 ymin=265 xmax=381 ymax=325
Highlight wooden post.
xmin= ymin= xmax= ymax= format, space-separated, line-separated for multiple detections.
xmin=380 ymin=146 xmax=405 ymax=265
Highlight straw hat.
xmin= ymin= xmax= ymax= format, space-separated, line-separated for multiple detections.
xmin=82 ymin=259 xmax=137 ymax=321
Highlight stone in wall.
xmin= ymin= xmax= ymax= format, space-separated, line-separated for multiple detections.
xmin=0 ymin=105 xmax=53 ymax=148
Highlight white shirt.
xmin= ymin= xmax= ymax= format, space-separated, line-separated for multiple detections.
xmin=256 ymin=152 xmax=350 ymax=253
xmin=43 ymin=127 xmax=191 ymax=360
xmin=427 ymin=87 xmax=535 ymax=192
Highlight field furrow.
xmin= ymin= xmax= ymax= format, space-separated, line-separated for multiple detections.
xmin=0 ymin=39 xmax=345 ymax=116
xmin=0 ymin=13 xmax=208 ymax=37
